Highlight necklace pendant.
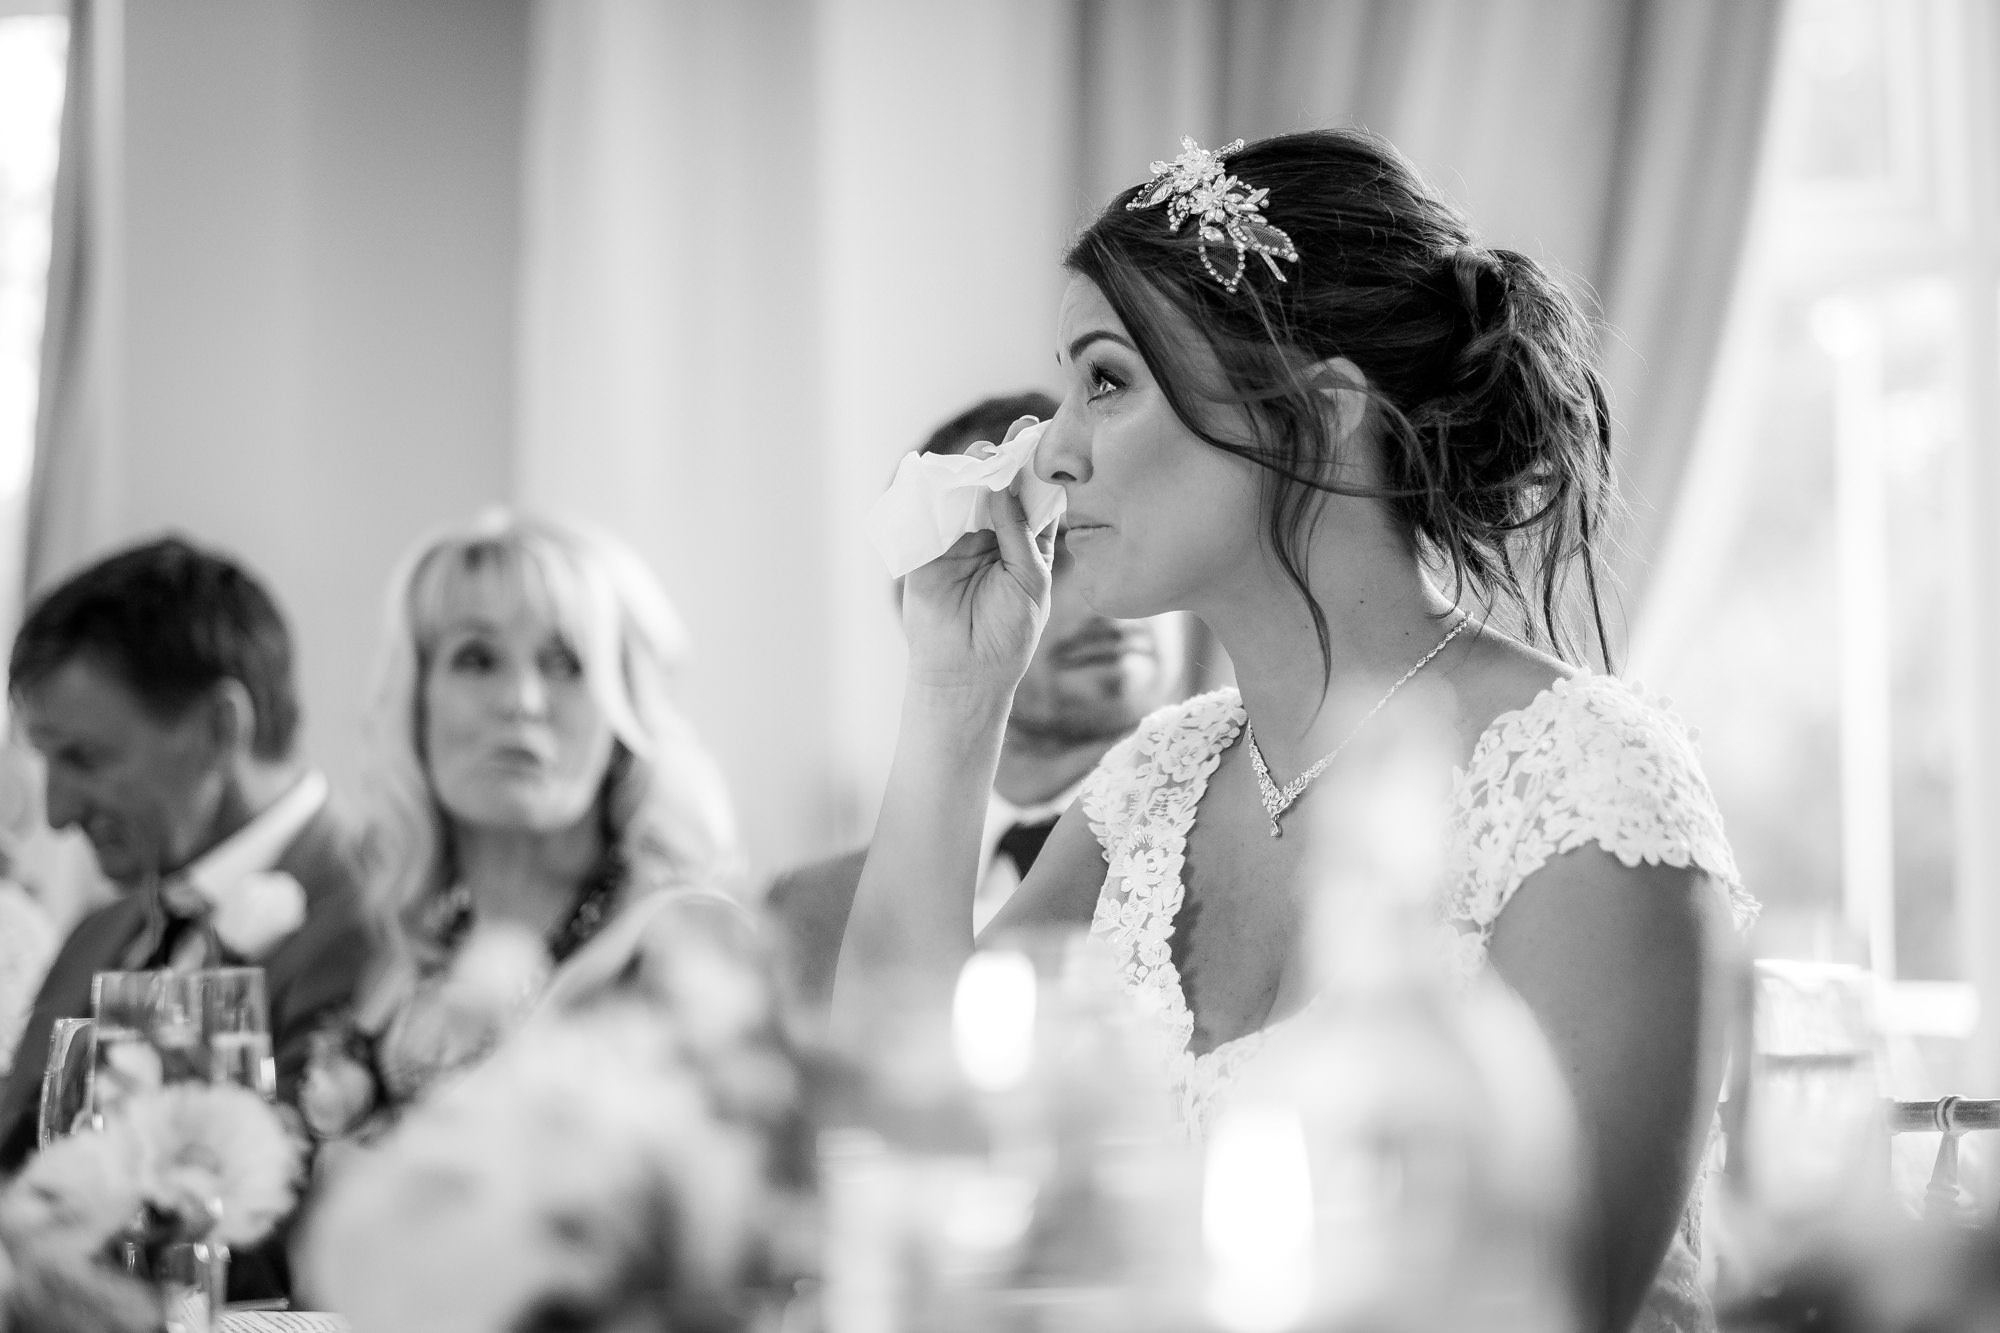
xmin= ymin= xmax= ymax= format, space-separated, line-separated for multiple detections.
xmin=1269 ymin=818 xmax=1282 ymax=838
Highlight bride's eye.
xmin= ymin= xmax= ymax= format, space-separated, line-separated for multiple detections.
xmin=1087 ymin=364 xmax=1125 ymax=399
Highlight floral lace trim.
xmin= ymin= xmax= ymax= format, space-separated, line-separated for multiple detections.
xmin=1081 ymin=677 xmax=1757 ymax=1122
xmin=1080 ymin=675 xmax=1745 ymax=1329
xmin=1083 ymin=690 xmax=1244 ymax=1062
xmin=1442 ymin=674 xmax=1757 ymax=985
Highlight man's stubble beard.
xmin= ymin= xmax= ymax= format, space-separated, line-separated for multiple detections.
xmin=1006 ymin=691 xmax=1152 ymax=751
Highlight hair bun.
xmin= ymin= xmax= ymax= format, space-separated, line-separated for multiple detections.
xmin=1446 ymin=246 xmax=1510 ymax=331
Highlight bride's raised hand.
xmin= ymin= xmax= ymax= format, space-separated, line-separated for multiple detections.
xmin=899 ymin=418 xmax=1056 ymax=702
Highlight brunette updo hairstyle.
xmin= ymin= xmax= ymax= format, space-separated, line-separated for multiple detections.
xmin=1066 ymin=128 xmax=1617 ymax=672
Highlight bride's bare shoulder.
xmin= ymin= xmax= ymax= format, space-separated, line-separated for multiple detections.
xmin=1433 ymin=626 xmax=1579 ymax=756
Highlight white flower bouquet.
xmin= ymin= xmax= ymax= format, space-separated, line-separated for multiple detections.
xmin=302 ymin=896 xmax=817 ymax=1333
xmin=0 ymin=1080 xmax=301 ymax=1332
xmin=0 ymin=1081 xmax=302 ymax=1259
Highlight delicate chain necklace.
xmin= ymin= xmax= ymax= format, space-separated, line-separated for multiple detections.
xmin=1244 ymin=617 xmax=1472 ymax=838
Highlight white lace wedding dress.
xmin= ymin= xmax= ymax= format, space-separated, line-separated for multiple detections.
xmin=1081 ymin=675 xmax=1756 ymax=1333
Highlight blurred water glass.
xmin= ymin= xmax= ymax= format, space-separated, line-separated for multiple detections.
xmin=90 ymin=970 xmax=202 ymax=1116
xmin=821 ymin=929 xmax=1196 ymax=1333
xmin=37 ymin=1015 xmax=95 ymax=1145
xmin=194 ymin=966 xmax=274 ymax=1099
xmin=1730 ymin=960 xmax=1891 ymax=1250
xmin=153 ymin=1238 xmax=227 ymax=1333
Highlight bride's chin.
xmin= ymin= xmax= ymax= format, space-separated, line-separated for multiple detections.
xmin=1076 ymin=571 xmax=1170 ymax=623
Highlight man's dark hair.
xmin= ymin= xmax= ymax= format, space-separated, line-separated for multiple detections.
xmin=9 ymin=536 xmax=301 ymax=760
xmin=918 ymin=391 xmax=1060 ymax=458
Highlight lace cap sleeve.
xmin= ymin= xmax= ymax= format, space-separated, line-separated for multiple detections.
xmin=1080 ymin=689 xmax=1243 ymax=860
xmin=1449 ymin=675 xmax=1755 ymax=936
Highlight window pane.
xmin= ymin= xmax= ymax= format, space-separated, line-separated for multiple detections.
xmin=1880 ymin=279 xmax=1962 ymax=980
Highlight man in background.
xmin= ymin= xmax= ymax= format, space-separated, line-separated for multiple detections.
xmin=768 ymin=392 xmax=1187 ymax=1013
xmin=0 ymin=537 xmax=369 ymax=1196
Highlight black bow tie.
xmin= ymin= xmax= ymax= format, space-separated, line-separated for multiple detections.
xmin=995 ymin=816 xmax=1060 ymax=878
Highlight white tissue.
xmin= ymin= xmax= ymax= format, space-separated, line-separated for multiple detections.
xmin=866 ymin=420 xmax=1067 ymax=578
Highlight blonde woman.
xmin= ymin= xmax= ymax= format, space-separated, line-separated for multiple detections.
xmin=301 ymin=512 xmax=741 ymax=1140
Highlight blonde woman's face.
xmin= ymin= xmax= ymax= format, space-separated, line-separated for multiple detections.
xmin=421 ymin=582 xmax=617 ymax=835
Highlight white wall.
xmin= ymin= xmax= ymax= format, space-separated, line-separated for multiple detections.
xmin=105 ymin=0 xmax=528 ymax=795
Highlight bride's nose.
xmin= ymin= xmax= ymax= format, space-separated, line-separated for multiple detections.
xmin=1034 ymin=405 xmax=1091 ymax=486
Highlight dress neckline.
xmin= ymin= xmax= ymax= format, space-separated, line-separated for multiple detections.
xmin=1161 ymin=675 xmax=1584 ymax=1063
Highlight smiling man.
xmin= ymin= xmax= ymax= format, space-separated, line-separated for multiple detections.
xmin=768 ymin=393 xmax=1188 ymax=1014
xmin=0 ymin=537 xmax=368 ymax=1188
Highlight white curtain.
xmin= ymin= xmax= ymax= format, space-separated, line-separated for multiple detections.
xmin=24 ymin=0 xmax=120 ymax=597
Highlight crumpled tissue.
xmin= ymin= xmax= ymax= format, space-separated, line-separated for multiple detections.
xmin=866 ymin=420 xmax=1067 ymax=578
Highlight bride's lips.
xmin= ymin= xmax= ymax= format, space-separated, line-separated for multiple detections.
xmin=1064 ymin=516 xmax=1111 ymax=544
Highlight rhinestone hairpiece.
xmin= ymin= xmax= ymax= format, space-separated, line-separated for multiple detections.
xmin=1125 ymin=137 xmax=1299 ymax=293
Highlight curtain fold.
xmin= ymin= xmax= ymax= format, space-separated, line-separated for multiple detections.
xmin=1072 ymin=0 xmax=1786 ymax=641
xmin=1593 ymin=1 xmax=1787 ymax=605
xmin=24 ymin=0 xmax=119 ymax=600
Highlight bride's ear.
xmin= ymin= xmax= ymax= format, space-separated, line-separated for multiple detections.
xmin=1310 ymin=356 xmax=1372 ymax=447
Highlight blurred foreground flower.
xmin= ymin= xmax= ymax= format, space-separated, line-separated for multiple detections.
xmin=304 ymin=900 xmax=815 ymax=1333
xmin=302 ymin=1006 xmax=798 ymax=1333
xmin=0 ymin=1239 xmax=157 ymax=1333
xmin=0 ymin=1082 xmax=301 ymax=1258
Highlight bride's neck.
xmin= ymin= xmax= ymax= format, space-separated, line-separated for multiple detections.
xmin=1201 ymin=533 xmax=1455 ymax=773
xmin=452 ymin=815 xmax=605 ymax=937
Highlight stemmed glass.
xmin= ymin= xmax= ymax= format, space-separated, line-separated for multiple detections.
xmin=193 ymin=967 xmax=275 ymax=1099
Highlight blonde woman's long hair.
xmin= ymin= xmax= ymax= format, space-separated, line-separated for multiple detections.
xmin=359 ymin=511 xmax=740 ymax=1001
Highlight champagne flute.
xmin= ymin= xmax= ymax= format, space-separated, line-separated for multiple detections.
xmin=37 ymin=1016 xmax=96 ymax=1146
xmin=91 ymin=970 xmax=201 ymax=1118
xmin=193 ymin=967 xmax=275 ymax=1098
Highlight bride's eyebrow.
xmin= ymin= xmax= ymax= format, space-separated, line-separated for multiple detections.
xmin=1059 ymin=330 xmax=1136 ymax=363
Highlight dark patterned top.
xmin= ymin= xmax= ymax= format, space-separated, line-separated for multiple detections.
xmin=300 ymin=857 xmax=627 ymax=1143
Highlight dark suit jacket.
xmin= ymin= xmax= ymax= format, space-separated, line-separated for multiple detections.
xmin=766 ymin=847 xmax=868 ymax=1017
xmin=0 ymin=802 xmax=370 ymax=1174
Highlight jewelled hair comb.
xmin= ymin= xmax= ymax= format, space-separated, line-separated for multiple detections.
xmin=1126 ymin=137 xmax=1299 ymax=293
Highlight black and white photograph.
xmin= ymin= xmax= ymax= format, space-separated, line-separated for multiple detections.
xmin=0 ymin=2 xmax=1994 ymax=1331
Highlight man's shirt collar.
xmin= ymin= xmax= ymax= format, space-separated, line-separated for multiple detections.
xmin=181 ymin=770 xmax=329 ymax=903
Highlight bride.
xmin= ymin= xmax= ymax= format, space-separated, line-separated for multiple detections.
xmin=833 ymin=130 xmax=1751 ymax=1333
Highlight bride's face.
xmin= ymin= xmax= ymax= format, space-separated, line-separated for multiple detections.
xmin=1035 ymin=276 xmax=1266 ymax=620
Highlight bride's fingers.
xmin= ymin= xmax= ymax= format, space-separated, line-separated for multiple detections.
xmin=991 ymin=486 xmax=1049 ymax=585
xmin=940 ymin=526 xmax=998 ymax=562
